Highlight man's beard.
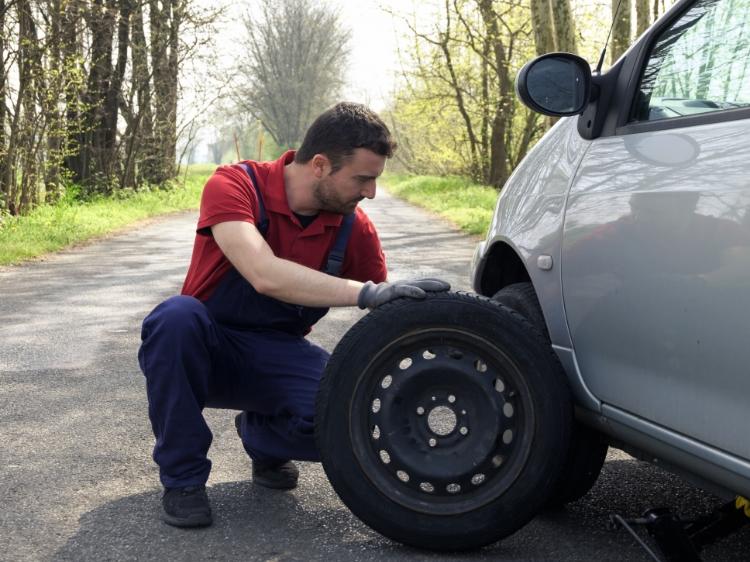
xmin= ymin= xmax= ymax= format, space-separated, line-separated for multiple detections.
xmin=312 ymin=177 xmax=362 ymax=214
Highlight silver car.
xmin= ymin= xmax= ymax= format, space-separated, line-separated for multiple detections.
xmin=471 ymin=0 xmax=750 ymax=509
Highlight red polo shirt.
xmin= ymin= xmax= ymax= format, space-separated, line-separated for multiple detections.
xmin=182 ymin=150 xmax=387 ymax=301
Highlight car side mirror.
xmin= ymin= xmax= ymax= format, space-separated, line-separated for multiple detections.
xmin=516 ymin=53 xmax=592 ymax=117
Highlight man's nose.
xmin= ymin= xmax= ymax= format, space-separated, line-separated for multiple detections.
xmin=362 ymin=181 xmax=377 ymax=199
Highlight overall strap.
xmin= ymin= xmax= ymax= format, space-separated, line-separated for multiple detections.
xmin=238 ymin=162 xmax=268 ymax=236
xmin=325 ymin=213 xmax=355 ymax=277
xmin=240 ymin=161 xmax=354 ymax=277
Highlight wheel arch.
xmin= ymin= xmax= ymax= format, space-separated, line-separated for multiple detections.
xmin=476 ymin=241 xmax=532 ymax=298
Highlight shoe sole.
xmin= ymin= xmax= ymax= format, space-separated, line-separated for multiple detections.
xmin=162 ymin=512 xmax=213 ymax=528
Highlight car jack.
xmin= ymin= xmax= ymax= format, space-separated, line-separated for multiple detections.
xmin=608 ymin=497 xmax=750 ymax=562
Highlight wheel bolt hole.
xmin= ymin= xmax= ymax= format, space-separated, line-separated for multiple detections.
xmin=420 ymin=482 xmax=435 ymax=493
xmin=449 ymin=350 xmax=463 ymax=359
xmin=459 ymin=426 xmax=468 ymax=435
xmin=503 ymin=403 xmax=514 ymax=418
xmin=416 ymin=406 xmax=425 ymax=415
xmin=428 ymin=438 xmax=437 ymax=447
xmin=502 ymin=429 xmax=513 ymax=444
xmin=471 ymin=473 xmax=486 ymax=485
xmin=399 ymin=358 xmax=412 ymax=370
xmin=381 ymin=375 xmax=392 ymax=389
xmin=422 ymin=350 xmax=436 ymax=360
xmin=372 ymin=398 xmax=381 ymax=413
xmin=379 ymin=450 xmax=391 ymax=464
xmin=448 ymin=394 xmax=456 ymax=403
xmin=494 ymin=378 xmax=505 ymax=393
xmin=446 ymin=483 xmax=461 ymax=494
xmin=475 ymin=360 xmax=487 ymax=372
xmin=492 ymin=455 xmax=504 ymax=467
xmin=372 ymin=425 xmax=380 ymax=440
xmin=397 ymin=470 xmax=410 ymax=482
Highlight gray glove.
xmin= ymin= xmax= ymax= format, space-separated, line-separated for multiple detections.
xmin=357 ymin=278 xmax=451 ymax=309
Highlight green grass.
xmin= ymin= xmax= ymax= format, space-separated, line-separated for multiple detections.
xmin=382 ymin=173 xmax=498 ymax=236
xmin=0 ymin=164 xmax=216 ymax=266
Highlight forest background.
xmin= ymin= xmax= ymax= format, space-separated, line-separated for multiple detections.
xmin=0 ymin=0 xmax=676 ymax=261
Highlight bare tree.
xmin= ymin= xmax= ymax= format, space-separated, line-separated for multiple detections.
xmin=391 ymin=0 xmax=542 ymax=188
xmin=234 ymin=0 xmax=350 ymax=150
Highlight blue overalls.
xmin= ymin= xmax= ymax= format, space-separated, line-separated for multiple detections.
xmin=138 ymin=164 xmax=354 ymax=489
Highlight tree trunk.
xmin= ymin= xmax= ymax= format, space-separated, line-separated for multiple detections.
xmin=17 ymin=0 xmax=40 ymax=214
xmin=149 ymin=0 xmax=180 ymax=183
xmin=44 ymin=0 xmax=65 ymax=203
xmin=62 ymin=0 xmax=84 ymax=183
xmin=551 ymin=0 xmax=577 ymax=53
xmin=530 ymin=0 xmax=555 ymax=56
xmin=636 ymin=0 xmax=651 ymax=36
xmin=69 ymin=0 xmax=117 ymax=189
xmin=477 ymin=0 xmax=510 ymax=188
xmin=104 ymin=0 xmax=131 ymax=181
xmin=611 ymin=0 xmax=632 ymax=64
xmin=127 ymin=0 xmax=154 ymax=186
xmin=0 ymin=0 xmax=7 ymax=211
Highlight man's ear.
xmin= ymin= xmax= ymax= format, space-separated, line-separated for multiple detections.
xmin=311 ymin=154 xmax=331 ymax=178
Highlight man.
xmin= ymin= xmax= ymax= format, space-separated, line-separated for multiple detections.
xmin=138 ymin=102 xmax=449 ymax=528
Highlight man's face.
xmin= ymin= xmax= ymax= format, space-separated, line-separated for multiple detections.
xmin=312 ymin=148 xmax=386 ymax=214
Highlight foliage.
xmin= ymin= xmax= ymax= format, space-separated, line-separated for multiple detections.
xmin=0 ymin=165 xmax=213 ymax=266
xmin=383 ymin=172 xmax=497 ymax=236
xmin=387 ymin=0 xmax=678 ymax=190
xmin=387 ymin=0 xmax=545 ymax=189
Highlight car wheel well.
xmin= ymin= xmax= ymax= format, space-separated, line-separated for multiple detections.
xmin=479 ymin=242 xmax=531 ymax=297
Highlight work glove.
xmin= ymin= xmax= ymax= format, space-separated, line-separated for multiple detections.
xmin=357 ymin=278 xmax=451 ymax=309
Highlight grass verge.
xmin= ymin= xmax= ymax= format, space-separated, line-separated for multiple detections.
xmin=382 ymin=173 xmax=498 ymax=236
xmin=0 ymin=164 xmax=216 ymax=266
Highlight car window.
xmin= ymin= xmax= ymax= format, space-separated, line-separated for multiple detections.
xmin=631 ymin=0 xmax=750 ymax=123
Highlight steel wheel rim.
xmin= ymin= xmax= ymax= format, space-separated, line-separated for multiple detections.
xmin=349 ymin=328 xmax=536 ymax=516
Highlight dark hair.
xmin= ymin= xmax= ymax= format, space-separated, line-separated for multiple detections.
xmin=295 ymin=102 xmax=397 ymax=171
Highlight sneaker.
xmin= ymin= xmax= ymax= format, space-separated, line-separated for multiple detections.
xmin=252 ymin=459 xmax=299 ymax=490
xmin=234 ymin=413 xmax=299 ymax=490
xmin=161 ymin=485 xmax=212 ymax=528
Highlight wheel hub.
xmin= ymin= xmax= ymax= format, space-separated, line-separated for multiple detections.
xmin=351 ymin=329 xmax=534 ymax=515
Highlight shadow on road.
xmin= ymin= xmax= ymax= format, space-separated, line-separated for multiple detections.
xmin=53 ymin=457 xmax=750 ymax=562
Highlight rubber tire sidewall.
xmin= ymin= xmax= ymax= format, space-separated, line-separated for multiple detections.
xmin=492 ymin=282 xmax=608 ymax=506
xmin=315 ymin=292 xmax=572 ymax=551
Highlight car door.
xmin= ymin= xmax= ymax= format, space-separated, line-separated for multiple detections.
xmin=561 ymin=0 xmax=750 ymax=461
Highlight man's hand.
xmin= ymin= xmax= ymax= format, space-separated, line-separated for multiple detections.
xmin=357 ymin=278 xmax=451 ymax=309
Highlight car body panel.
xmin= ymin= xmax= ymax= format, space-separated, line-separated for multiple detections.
xmin=470 ymin=0 xmax=750 ymax=499
xmin=562 ymin=118 xmax=750 ymax=462
xmin=470 ymin=117 xmax=590 ymax=349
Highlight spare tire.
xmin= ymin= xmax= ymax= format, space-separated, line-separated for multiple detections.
xmin=315 ymin=292 xmax=572 ymax=551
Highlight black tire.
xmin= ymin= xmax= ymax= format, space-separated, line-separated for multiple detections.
xmin=315 ymin=292 xmax=572 ymax=551
xmin=491 ymin=283 xmax=549 ymax=340
xmin=492 ymin=283 xmax=608 ymax=506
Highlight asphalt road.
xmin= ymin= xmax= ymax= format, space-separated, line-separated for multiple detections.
xmin=1 ymin=187 xmax=747 ymax=561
